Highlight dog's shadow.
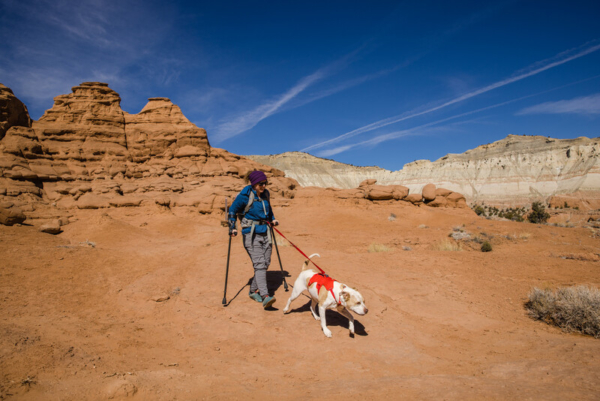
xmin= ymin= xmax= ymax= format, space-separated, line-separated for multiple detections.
xmin=287 ymin=299 xmax=368 ymax=337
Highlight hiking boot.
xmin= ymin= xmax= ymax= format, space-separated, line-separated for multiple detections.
xmin=249 ymin=290 xmax=262 ymax=303
xmin=262 ymin=295 xmax=276 ymax=309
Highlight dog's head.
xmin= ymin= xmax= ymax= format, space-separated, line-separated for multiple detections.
xmin=340 ymin=285 xmax=368 ymax=315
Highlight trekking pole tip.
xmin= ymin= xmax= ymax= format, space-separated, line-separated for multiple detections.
xmin=222 ymin=297 xmax=227 ymax=306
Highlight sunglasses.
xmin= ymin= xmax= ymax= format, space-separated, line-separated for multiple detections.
xmin=257 ymin=181 xmax=268 ymax=186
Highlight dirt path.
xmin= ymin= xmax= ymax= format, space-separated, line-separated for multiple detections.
xmin=1 ymin=202 xmax=599 ymax=400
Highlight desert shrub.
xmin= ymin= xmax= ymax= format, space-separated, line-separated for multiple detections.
xmin=432 ymin=239 xmax=462 ymax=251
xmin=526 ymin=286 xmax=600 ymax=338
xmin=528 ymin=202 xmax=550 ymax=224
xmin=473 ymin=205 xmax=485 ymax=216
xmin=481 ymin=241 xmax=492 ymax=252
xmin=368 ymin=243 xmax=390 ymax=253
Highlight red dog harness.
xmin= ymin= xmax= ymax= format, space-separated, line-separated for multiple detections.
xmin=308 ymin=273 xmax=340 ymax=305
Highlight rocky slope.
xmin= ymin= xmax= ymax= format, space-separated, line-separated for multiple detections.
xmin=0 ymin=82 xmax=466 ymax=228
xmin=248 ymin=135 xmax=600 ymax=207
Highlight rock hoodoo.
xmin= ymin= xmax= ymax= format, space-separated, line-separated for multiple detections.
xmin=1 ymin=82 xmax=463 ymax=227
xmin=0 ymin=82 xmax=294 ymax=226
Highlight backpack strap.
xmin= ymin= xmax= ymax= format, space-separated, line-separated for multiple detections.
xmin=243 ymin=190 xmax=255 ymax=215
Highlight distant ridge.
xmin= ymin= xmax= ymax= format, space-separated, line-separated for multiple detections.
xmin=247 ymin=135 xmax=600 ymax=205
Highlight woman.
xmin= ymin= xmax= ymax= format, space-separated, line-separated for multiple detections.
xmin=228 ymin=170 xmax=279 ymax=309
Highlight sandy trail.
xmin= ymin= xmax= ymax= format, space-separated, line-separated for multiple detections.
xmin=1 ymin=201 xmax=599 ymax=400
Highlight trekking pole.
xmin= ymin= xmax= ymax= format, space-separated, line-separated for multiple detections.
xmin=270 ymin=224 xmax=289 ymax=291
xmin=223 ymin=198 xmax=232 ymax=305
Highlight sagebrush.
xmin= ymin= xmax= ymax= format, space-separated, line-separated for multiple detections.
xmin=525 ymin=286 xmax=600 ymax=338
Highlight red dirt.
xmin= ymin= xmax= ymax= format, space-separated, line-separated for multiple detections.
xmin=1 ymin=201 xmax=599 ymax=400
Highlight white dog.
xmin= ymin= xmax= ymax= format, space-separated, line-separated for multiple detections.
xmin=283 ymin=254 xmax=368 ymax=338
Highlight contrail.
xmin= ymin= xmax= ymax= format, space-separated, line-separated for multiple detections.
xmin=303 ymin=39 xmax=600 ymax=152
xmin=315 ymin=73 xmax=600 ymax=157
xmin=212 ymin=47 xmax=365 ymax=143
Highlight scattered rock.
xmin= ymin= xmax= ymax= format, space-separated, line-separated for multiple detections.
xmin=152 ymin=295 xmax=170 ymax=303
xmin=40 ymin=219 xmax=62 ymax=234
xmin=422 ymin=183 xmax=436 ymax=201
xmin=0 ymin=203 xmax=26 ymax=225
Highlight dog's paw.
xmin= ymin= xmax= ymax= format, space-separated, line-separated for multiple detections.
xmin=283 ymin=307 xmax=289 ymax=314
xmin=313 ymin=315 xmax=321 ymax=321
xmin=323 ymin=328 xmax=332 ymax=338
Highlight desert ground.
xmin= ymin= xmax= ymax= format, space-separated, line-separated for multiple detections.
xmin=1 ymin=199 xmax=599 ymax=400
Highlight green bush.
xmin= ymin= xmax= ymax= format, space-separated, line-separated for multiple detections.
xmin=481 ymin=241 xmax=492 ymax=252
xmin=528 ymin=202 xmax=550 ymax=224
xmin=473 ymin=205 xmax=485 ymax=216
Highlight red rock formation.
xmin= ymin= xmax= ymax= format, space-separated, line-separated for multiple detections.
xmin=0 ymin=84 xmax=31 ymax=140
xmin=0 ymin=82 xmax=469 ymax=228
xmin=125 ymin=97 xmax=210 ymax=162
xmin=0 ymin=82 xmax=297 ymax=226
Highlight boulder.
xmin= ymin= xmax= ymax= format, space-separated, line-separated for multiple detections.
xmin=422 ymin=183 xmax=436 ymax=201
xmin=0 ymin=202 xmax=26 ymax=225
xmin=427 ymin=197 xmax=448 ymax=207
xmin=40 ymin=219 xmax=62 ymax=234
xmin=405 ymin=193 xmax=423 ymax=204
xmin=391 ymin=185 xmax=409 ymax=200
xmin=446 ymin=192 xmax=468 ymax=208
xmin=359 ymin=179 xmax=377 ymax=188
xmin=435 ymin=187 xmax=452 ymax=197
xmin=367 ymin=185 xmax=394 ymax=200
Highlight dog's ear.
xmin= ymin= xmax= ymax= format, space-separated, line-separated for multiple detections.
xmin=343 ymin=292 xmax=350 ymax=302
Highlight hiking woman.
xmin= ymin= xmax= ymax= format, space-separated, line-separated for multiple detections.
xmin=228 ymin=170 xmax=279 ymax=309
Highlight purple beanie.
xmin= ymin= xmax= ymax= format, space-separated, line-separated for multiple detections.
xmin=249 ymin=170 xmax=267 ymax=186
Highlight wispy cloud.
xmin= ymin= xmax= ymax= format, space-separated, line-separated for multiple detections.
xmin=211 ymin=49 xmax=365 ymax=143
xmin=517 ymin=93 xmax=600 ymax=116
xmin=315 ymin=75 xmax=600 ymax=157
xmin=303 ymin=39 xmax=600 ymax=152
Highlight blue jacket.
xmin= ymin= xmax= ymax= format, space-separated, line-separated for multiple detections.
xmin=228 ymin=185 xmax=275 ymax=235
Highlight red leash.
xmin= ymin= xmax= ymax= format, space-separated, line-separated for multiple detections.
xmin=268 ymin=223 xmax=326 ymax=275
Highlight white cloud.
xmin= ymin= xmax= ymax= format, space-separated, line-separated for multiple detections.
xmin=210 ymin=48 xmax=366 ymax=143
xmin=302 ymin=39 xmax=600 ymax=152
xmin=517 ymin=94 xmax=600 ymax=116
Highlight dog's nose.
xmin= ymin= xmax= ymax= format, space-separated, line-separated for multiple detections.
xmin=363 ymin=307 xmax=368 ymax=314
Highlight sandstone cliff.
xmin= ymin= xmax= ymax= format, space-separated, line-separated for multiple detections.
xmin=248 ymin=135 xmax=600 ymax=206
xmin=0 ymin=82 xmax=465 ymax=228
xmin=0 ymin=82 xmax=295 ymax=227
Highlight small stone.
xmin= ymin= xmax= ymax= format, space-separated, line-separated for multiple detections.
xmin=40 ymin=219 xmax=62 ymax=234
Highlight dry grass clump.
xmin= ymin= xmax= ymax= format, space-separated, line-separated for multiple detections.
xmin=368 ymin=243 xmax=391 ymax=253
xmin=525 ymin=286 xmax=600 ymax=338
xmin=431 ymin=239 xmax=462 ymax=251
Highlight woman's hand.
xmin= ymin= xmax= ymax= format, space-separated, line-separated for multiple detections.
xmin=272 ymin=219 xmax=279 ymax=226
xmin=230 ymin=229 xmax=238 ymax=237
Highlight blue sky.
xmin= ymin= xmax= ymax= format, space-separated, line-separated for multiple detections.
xmin=1 ymin=0 xmax=599 ymax=170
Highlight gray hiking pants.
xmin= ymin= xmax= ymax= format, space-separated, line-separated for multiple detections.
xmin=243 ymin=233 xmax=272 ymax=297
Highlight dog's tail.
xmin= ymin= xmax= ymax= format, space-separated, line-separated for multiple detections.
xmin=302 ymin=253 xmax=320 ymax=271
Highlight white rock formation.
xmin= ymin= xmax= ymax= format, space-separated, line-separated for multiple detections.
xmin=247 ymin=135 xmax=600 ymax=205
